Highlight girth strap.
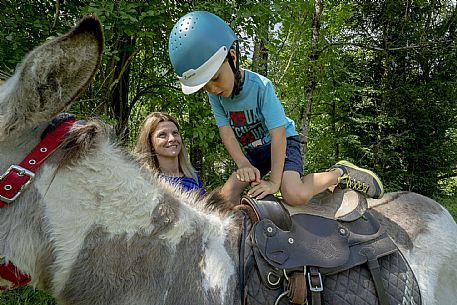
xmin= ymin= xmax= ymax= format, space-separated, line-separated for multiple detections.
xmin=364 ymin=249 xmax=390 ymax=305
xmin=308 ymin=267 xmax=323 ymax=305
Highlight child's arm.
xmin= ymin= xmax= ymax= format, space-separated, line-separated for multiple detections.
xmin=268 ymin=125 xmax=286 ymax=188
xmin=247 ymin=126 xmax=286 ymax=199
xmin=219 ymin=125 xmax=261 ymax=183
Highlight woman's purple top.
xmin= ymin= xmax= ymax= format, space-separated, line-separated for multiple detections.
xmin=162 ymin=175 xmax=206 ymax=195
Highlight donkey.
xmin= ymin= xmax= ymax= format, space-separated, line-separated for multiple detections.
xmin=0 ymin=15 xmax=456 ymax=305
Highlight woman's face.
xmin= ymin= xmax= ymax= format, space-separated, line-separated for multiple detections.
xmin=151 ymin=121 xmax=182 ymax=158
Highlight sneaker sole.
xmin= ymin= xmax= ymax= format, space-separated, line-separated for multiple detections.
xmin=336 ymin=160 xmax=385 ymax=199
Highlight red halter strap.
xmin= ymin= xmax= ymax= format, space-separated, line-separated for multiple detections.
xmin=0 ymin=119 xmax=76 ymax=290
xmin=0 ymin=119 xmax=76 ymax=207
xmin=0 ymin=260 xmax=32 ymax=291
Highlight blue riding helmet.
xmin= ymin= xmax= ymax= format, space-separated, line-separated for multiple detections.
xmin=168 ymin=11 xmax=238 ymax=95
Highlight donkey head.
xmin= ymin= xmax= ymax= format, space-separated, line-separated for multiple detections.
xmin=0 ymin=15 xmax=104 ymax=293
xmin=0 ymin=15 xmax=103 ymax=141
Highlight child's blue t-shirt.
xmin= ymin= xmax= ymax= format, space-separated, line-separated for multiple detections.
xmin=208 ymin=69 xmax=297 ymax=150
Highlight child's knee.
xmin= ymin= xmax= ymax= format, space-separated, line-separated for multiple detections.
xmin=282 ymin=190 xmax=306 ymax=206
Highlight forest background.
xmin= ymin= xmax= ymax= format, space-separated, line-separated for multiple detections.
xmin=0 ymin=0 xmax=456 ymax=303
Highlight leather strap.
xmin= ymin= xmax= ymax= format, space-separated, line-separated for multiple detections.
xmin=0 ymin=260 xmax=31 ymax=291
xmin=287 ymin=270 xmax=307 ymax=304
xmin=308 ymin=267 xmax=323 ymax=305
xmin=365 ymin=249 xmax=389 ymax=305
xmin=239 ymin=215 xmax=248 ymax=305
xmin=0 ymin=119 xmax=76 ymax=206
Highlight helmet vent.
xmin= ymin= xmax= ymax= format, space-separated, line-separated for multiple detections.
xmin=168 ymin=11 xmax=238 ymax=80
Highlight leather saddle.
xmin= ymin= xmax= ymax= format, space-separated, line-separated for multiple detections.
xmin=240 ymin=189 xmax=398 ymax=305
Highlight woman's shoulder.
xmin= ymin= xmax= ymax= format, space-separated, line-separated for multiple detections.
xmin=166 ymin=175 xmax=205 ymax=193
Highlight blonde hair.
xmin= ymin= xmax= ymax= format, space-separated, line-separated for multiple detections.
xmin=134 ymin=112 xmax=197 ymax=179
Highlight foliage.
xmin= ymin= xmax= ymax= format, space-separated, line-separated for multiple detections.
xmin=440 ymin=193 xmax=457 ymax=219
xmin=328 ymin=0 xmax=457 ymax=196
xmin=1 ymin=0 xmax=457 ymax=301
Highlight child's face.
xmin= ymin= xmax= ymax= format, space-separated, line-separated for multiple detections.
xmin=203 ymin=50 xmax=236 ymax=97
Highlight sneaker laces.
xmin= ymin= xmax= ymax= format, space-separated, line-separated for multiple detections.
xmin=338 ymin=175 xmax=369 ymax=194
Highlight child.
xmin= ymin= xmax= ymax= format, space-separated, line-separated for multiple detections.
xmin=168 ymin=11 xmax=383 ymax=205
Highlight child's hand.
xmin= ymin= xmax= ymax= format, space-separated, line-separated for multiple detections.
xmin=247 ymin=180 xmax=280 ymax=200
xmin=236 ymin=166 xmax=261 ymax=184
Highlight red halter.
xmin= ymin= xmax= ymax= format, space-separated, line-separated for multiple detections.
xmin=0 ymin=118 xmax=76 ymax=290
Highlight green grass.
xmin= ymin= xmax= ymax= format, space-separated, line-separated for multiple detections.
xmin=0 ymin=286 xmax=55 ymax=305
xmin=2 ymin=194 xmax=457 ymax=304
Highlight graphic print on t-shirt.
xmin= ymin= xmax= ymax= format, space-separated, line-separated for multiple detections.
xmin=228 ymin=109 xmax=268 ymax=148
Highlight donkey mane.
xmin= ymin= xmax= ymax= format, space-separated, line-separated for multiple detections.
xmin=60 ymin=119 xmax=113 ymax=166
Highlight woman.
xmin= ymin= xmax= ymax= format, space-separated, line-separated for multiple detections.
xmin=134 ymin=112 xmax=205 ymax=194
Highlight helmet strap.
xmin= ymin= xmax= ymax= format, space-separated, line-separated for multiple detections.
xmin=227 ymin=42 xmax=243 ymax=98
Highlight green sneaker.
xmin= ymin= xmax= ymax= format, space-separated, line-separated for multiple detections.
xmin=333 ymin=160 xmax=384 ymax=199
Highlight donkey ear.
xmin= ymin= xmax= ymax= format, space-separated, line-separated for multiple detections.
xmin=0 ymin=15 xmax=104 ymax=137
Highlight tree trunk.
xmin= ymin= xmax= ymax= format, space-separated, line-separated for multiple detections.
xmin=251 ymin=9 xmax=270 ymax=76
xmin=252 ymin=37 xmax=268 ymax=76
xmin=299 ymin=0 xmax=322 ymax=159
xmin=105 ymin=35 xmax=135 ymax=143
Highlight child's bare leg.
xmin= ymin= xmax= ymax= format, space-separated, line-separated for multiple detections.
xmin=220 ymin=172 xmax=249 ymax=205
xmin=281 ymin=170 xmax=340 ymax=206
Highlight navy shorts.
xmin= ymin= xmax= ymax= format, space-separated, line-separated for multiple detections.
xmin=245 ymin=135 xmax=304 ymax=177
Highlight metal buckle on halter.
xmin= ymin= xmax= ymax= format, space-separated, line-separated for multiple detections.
xmin=0 ymin=165 xmax=35 ymax=204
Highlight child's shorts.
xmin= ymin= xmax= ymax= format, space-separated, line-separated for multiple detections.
xmin=245 ymin=135 xmax=304 ymax=178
